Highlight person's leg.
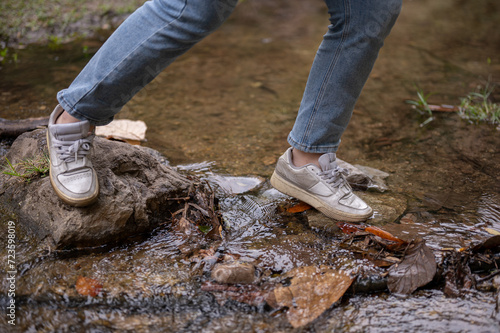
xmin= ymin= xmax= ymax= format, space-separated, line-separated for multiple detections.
xmin=48 ymin=0 xmax=238 ymax=206
xmin=57 ymin=0 xmax=238 ymax=126
xmin=271 ymin=0 xmax=402 ymax=221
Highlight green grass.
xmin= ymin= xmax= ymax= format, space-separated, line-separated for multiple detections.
xmin=2 ymin=155 xmax=50 ymax=183
xmin=459 ymin=83 xmax=500 ymax=125
xmin=0 ymin=0 xmax=146 ymax=46
xmin=406 ymin=85 xmax=435 ymax=127
xmin=407 ymin=81 xmax=500 ymax=127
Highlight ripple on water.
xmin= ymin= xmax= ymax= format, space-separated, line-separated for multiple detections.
xmin=329 ymin=290 xmax=499 ymax=333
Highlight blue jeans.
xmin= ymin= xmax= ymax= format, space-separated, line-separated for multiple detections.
xmin=57 ymin=0 xmax=402 ymax=153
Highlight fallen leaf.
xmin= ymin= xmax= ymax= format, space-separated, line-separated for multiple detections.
xmin=287 ymin=202 xmax=312 ymax=213
xmin=485 ymin=228 xmax=500 ymax=236
xmin=274 ymin=266 xmax=354 ymax=328
xmin=472 ymin=235 xmax=500 ymax=253
xmin=95 ymin=119 xmax=147 ymax=141
xmin=76 ymin=276 xmax=102 ymax=297
xmin=176 ymin=217 xmax=196 ymax=235
xmin=387 ymin=240 xmax=436 ymax=294
xmin=336 ymin=221 xmax=363 ymax=234
xmin=262 ymin=156 xmax=276 ymax=166
xmin=365 ymin=226 xmax=407 ymax=245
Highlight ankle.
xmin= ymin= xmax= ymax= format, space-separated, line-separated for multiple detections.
xmin=55 ymin=110 xmax=95 ymax=133
xmin=55 ymin=110 xmax=81 ymax=125
xmin=291 ymin=149 xmax=322 ymax=167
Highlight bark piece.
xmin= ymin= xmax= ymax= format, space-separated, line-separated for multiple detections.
xmin=0 ymin=117 xmax=49 ymax=138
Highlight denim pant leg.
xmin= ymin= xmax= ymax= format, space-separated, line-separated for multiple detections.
xmin=57 ymin=0 xmax=238 ymax=126
xmin=288 ymin=0 xmax=402 ymax=153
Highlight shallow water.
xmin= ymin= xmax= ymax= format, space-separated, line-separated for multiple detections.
xmin=1 ymin=0 xmax=500 ymax=331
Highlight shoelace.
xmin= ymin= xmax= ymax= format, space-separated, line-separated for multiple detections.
xmin=318 ymin=166 xmax=350 ymax=189
xmin=53 ymin=136 xmax=93 ymax=164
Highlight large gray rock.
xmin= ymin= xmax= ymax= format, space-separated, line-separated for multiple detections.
xmin=0 ymin=130 xmax=192 ymax=249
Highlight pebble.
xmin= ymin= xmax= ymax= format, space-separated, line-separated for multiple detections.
xmin=211 ymin=261 xmax=256 ymax=284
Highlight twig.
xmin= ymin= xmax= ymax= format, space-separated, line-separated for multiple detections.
xmin=188 ymin=202 xmax=210 ymax=217
xmin=165 ymin=196 xmax=190 ymax=201
xmin=476 ymin=270 xmax=500 ymax=283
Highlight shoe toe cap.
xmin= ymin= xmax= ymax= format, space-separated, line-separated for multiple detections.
xmin=57 ymin=169 xmax=95 ymax=194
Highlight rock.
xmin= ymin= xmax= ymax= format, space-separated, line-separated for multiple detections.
xmin=354 ymin=164 xmax=390 ymax=192
xmin=493 ymin=275 xmax=500 ymax=290
xmin=207 ymin=174 xmax=264 ymax=194
xmin=306 ymin=192 xmax=407 ymax=229
xmin=357 ymin=192 xmax=407 ymax=225
xmin=336 ymin=158 xmax=389 ymax=192
xmin=306 ymin=210 xmax=341 ymax=235
xmin=0 ymin=130 xmax=193 ymax=249
xmin=211 ymin=261 xmax=256 ymax=284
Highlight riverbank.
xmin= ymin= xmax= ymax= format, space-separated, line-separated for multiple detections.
xmin=0 ymin=0 xmax=145 ymax=48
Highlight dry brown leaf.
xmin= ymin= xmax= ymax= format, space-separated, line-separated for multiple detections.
xmin=274 ymin=266 xmax=354 ymax=328
xmin=336 ymin=221 xmax=363 ymax=234
xmin=177 ymin=217 xmax=197 ymax=235
xmin=95 ymin=119 xmax=147 ymax=141
xmin=387 ymin=240 xmax=436 ymax=294
xmin=261 ymin=156 xmax=276 ymax=165
xmin=365 ymin=226 xmax=407 ymax=245
xmin=485 ymin=228 xmax=500 ymax=236
xmin=472 ymin=235 xmax=500 ymax=253
xmin=76 ymin=276 xmax=102 ymax=297
xmin=287 ymin=202 xmax=313 ymax=213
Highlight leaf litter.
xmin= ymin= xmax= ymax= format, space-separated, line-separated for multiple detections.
xmin=163 ymin=185 xmax=500 ymax=328
xmin=75 ymin=276 xmax=103 ymax=297
xmin=387 ymin=239 xmax=437 ymax=294
xmin=274 ymin=266 xmax=354 ymax=328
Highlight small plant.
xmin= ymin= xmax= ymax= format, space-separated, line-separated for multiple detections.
xmin=406 ymin=86 xmax=435 ymax=127
xmin=82 ymin=45 xmax=89 ymax=57
xmin=459 ymin=83 xmax=500 ymax=125
xmin=2 ymin=155 xmax=50 ymax=182
xmin=48 ymin=35 xmax=62 ymax=51
xmin=0 ymin=47 xmax=7 ymax=63
xmin=2 ymin=157 xmax=24 ymax=178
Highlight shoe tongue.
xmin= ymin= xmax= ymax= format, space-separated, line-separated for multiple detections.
xmin=318 ymin=153 xmax=337 ymax=171
xmin=53 ymin=121 xmax=90 ymax=141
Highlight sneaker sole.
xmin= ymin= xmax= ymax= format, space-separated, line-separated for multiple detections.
xmin=47 ymin=131 xmax=99 ymax=207
xmin=270 ymin=171 xmax=372 ymax=222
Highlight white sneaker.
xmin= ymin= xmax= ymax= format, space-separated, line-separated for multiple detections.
xmin=46 ymin=105 xmax=99 ymax=207
xmin=270 ymin=148 xmax=372 ymax=222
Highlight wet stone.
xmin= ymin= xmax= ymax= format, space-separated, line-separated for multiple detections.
xmin=306 ymin=210 xmax=341 ymax=235
xmin=306 ymin=192 xmax=406 ymax=229
xmin=211 ymin=261 xmax=257 ymax=284
xmin=357 ymin=192 xmax=408 ymax=225
xmin=207 ymin=174 xmax=264 ymax=194
xmin=0 ymin=129 xmax=193 ymax=249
